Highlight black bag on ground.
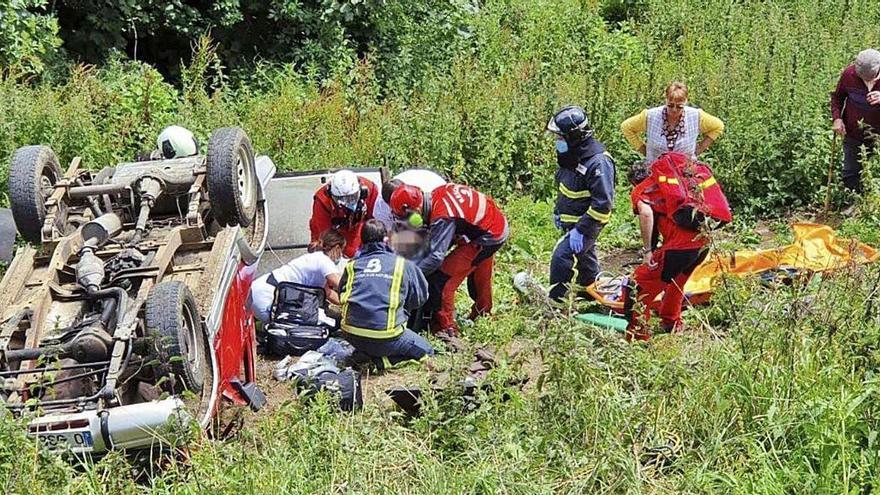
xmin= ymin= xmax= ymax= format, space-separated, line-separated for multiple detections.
xmin=265 ymin=324 xmax=329 ymax=356
xmin=264 ymin=281 xmax=329 ymax=356
xmin=293 ymin=366 xmax=363 ymax=412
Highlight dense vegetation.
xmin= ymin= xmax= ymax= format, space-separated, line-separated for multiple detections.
xmin=4 ymin=0 xmax=879 ymax=212
xmin=2 ymin=0 xmax=880 ymax=493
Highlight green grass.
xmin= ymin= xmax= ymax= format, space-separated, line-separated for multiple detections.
xmin=3 ymin=196 xmax=880 ymax=494
xmin=2 ymin=0 xmax=880 ymax=492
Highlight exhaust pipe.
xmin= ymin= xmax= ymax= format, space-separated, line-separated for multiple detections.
xmin=100 ymin=398 xmax=191 ymax=450
xmin=28 ymin=398 xmax=192 ymax=453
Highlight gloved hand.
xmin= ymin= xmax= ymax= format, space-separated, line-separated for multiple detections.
xmin=569 ymin=228 xmax=584 ymax=254
xmin=553 ymin=213 xmax=562 ymax=230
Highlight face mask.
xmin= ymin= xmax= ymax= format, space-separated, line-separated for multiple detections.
xmin=555 ymin=139 xmax=569 ymax=154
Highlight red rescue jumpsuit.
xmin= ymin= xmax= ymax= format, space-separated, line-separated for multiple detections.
xmin=309 ymin=177 xmax=378 ymax=259
xmin=624 ymin=181 xmax=707 ymax=341
xmin=417 ymin=184 xmax=508 ymax=333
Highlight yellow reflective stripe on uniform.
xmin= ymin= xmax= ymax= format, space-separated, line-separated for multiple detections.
xmin=341 ymin=323 xmax=405 ymax=339
xmin=667 ymin=178 xmax=679 ymax=184
xmin=699 ymin=177 xmax=717 ymax=189
xmin=558 ymin=182 xmax=591 ymax=199
xmin=559 ymin=214 xmax=582 ymax=223
xmin=386 ymin=257 xmax=405 ymax=332
xmin=586 ymin=207 xmax=611 ymax=223
xmin=340 ymin=261 xmax=355 ymax=322
xmin=340 ymin=261 xmax=355 ymax=302
xmin=658 ymin=176 xmax=667 ymax=183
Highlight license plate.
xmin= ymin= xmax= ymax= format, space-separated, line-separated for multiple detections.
xmin=36 ymin=431 xmax=94 ymax=451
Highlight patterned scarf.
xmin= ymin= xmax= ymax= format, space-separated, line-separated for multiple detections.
xmin=661 ymin=106 xmax=686 ymax=152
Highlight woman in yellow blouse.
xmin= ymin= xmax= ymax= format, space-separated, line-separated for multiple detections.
xmin=621 ymin=82 xmax=724 ymax=163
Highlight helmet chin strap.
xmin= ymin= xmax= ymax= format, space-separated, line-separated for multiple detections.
xmin=422 ymin=190 xmax=432 ymax=225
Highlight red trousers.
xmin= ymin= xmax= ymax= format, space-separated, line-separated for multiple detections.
xmin=429 ymin=242 xmax=499 ymax=332
xmin=624 ymin=247 xmax=706 ymax=340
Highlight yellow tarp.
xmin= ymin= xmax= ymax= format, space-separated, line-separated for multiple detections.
xmin=684 ymin=223 xmax=879 ymax=295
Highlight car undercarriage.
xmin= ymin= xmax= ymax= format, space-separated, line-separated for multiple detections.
xmin=0 ymin=127 xmax=270 ymax=452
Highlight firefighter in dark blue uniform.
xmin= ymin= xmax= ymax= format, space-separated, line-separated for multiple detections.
xmin=546 ymin=105 xmax=616 ymax=301
xmin=339 ymin=219 xmax=434 ymax=368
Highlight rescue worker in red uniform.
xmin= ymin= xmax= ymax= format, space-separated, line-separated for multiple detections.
xmin=309 ymin=170 xmax=379 ymax=259
xmin=389 ymin=183 xmax=508 ymax=338
xmin=623 ymin=153 xmax=730 ymax=341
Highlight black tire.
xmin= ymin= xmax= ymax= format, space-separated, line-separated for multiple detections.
xmin=9 ymin=145 xmax=62 ymax=244
xmin=206 ymin=127 xmax=257 ymax=228
xmin=145 ymin=281 xmax=208 ymax=395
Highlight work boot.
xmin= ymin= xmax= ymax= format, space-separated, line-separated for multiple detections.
xmin=431 ymin=325 xmax=461 ymax=339
xmin=433 ymin=326 xmax=465 ymax=352
xmin=659 ymin=320 xmax=684 ymax=334
xmin=625 ymin=324 xmax=651 ymax=342
xmin=467 ymin=306 xmax=490 ymax=322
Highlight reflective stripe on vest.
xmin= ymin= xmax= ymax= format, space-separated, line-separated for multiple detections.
xmin=658 ymin=175 xmax=680 ymax=185
xmin=474 ymin=192 xmax=488 ymax=224
xmin=341 ymin=323 xmax=405 ymax=340
xmin=558 ymin=182 xmax=591 ymax=199
xmin=586 ymin=207 xmax=611 ymax=223
xmin=699 ymin=177 xmax=717 ymax=189
xmin=340 ymin=261 xmax=355 ymax=321
xmin=386 ymin=257 xmax=405 ymax=332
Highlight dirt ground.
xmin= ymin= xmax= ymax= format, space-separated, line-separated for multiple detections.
xmin=252 ymin=336 xmax=544 ymax=413
xmin=247 ymin=220 xmax=793 ymax=416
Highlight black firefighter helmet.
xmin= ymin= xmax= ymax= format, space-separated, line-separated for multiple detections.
xmin=546 ymin=105 xmax=594 ymax=146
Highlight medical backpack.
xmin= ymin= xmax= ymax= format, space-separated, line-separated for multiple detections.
xmin=265 ymin=281 xmax=330 ymax=356
xmin=650 ymin=152 xmax=732 ymax=230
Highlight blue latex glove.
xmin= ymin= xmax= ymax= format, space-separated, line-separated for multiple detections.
xmin=569 ymin=228 xmax=584 ymax=254
xmin=553 ymin=213 xmax=562 ymax=230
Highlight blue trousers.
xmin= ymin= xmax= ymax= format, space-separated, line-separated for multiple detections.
xmin=549 ymin=223 xmax=603 ymax=301
xmin=344 ymin=329 xmax=434 ymax=367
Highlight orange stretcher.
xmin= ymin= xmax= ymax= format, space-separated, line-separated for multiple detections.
xmin=585 ymin=223 xmax=880 ymax=311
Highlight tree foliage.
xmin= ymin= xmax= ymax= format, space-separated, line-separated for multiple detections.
xmin=2 ymin=0 xmax=880 ymax=212
xmin=0 ymin=0 xmax=60 ymax=74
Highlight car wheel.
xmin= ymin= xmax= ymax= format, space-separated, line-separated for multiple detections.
xmin=145 ymin=281 xmax=208 ymax=395
xmin=9 ymin=145 xmax=62 ymax=244
xmin=206 ymin=127 xmax=257 ymax=228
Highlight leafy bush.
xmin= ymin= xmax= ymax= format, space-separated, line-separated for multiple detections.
xmin=0 ymin=0 xmax=60 ymax=75
xmin=599 ymin=0 xmax=649 ymax=25
xmin=4 ymin=0 xmax=878 ymax=214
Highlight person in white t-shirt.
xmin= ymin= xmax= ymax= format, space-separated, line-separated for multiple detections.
xmin=373 ymin=169 xmax=447 ymax=231
xmin=249 ymin=229 xmax=346 ymax=323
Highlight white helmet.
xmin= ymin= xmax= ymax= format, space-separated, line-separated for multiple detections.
xmin=329 ymin=170 xmax=361 ymax=211
xmin=157 ymin=125 xmax=199 ymax=159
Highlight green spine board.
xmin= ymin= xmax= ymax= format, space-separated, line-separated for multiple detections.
xmin=575 ymin=313 xmax=628 ymax=332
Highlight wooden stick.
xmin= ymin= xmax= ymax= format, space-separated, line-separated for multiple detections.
xmin=823 ymin=133 xmax=839 ymax=216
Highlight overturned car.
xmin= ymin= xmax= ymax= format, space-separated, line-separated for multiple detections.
xmin=0 ymin=127 xmax=271 ymax=453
